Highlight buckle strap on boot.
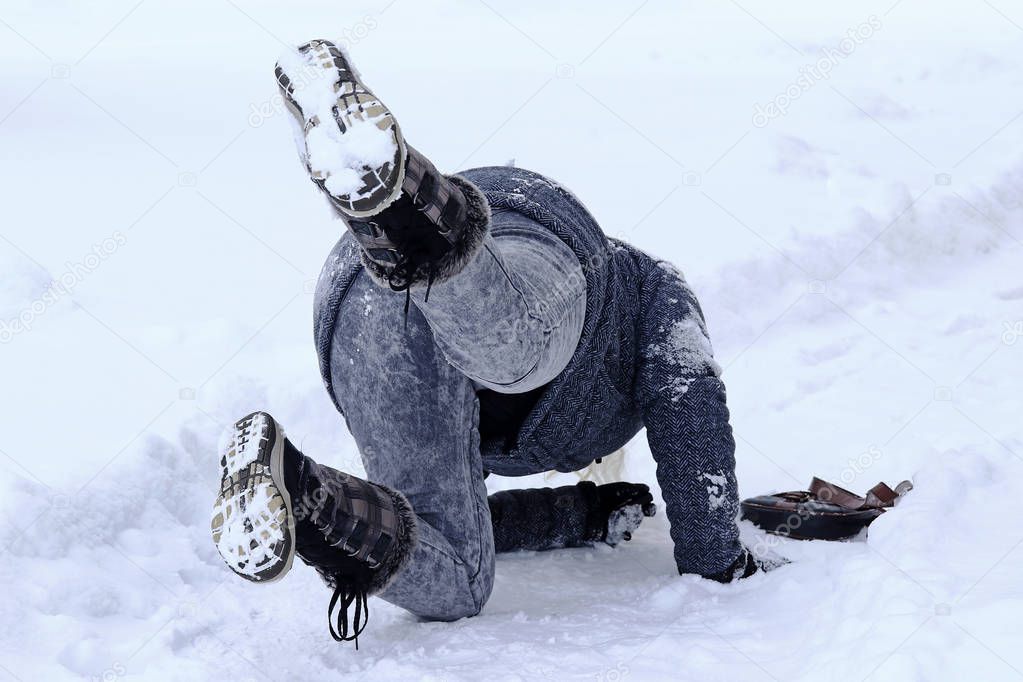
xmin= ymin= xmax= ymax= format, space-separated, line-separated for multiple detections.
xmin=343 ymin=146 xmax=471 ymax=265
xmin=291 ymin=455 xmax=417 ymax=645
xmin=353 ymin=168 xmax=491 ymax=294
xmin=306 ymin=464 xmax=404 ymax=569
xmin=402 ymin=146 xmax=468 ymax=238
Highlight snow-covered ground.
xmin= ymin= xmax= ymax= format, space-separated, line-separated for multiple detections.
xmin=2 ymin=1 xmax=1022 ymax=679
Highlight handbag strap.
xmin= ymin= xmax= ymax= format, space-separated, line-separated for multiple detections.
xmin=808 ymin=477 xmax=913 ymax=510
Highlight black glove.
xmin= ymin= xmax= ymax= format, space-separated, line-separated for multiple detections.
xmin=702 ymin=547 xmax=758 ymax=583
xmin=594 ymin=482 xmax=657 ymax=546
xmin=489 ymin=481 xmax=656 ymax=553
xmin=701 ymin=546 xmax=788 ymax=583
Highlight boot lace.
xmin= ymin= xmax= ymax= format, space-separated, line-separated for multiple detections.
xmin=328 ymin=579 xmax=370 ymax=648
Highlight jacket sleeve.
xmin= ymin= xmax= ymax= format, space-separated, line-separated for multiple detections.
xmin=488 ymin=482 xmax=602 ymax=553
xmin=634 ymin=261 xmax=742 ymax=577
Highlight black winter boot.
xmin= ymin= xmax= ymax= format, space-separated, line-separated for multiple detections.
xmin=275 ymin=39 xmax=490 ymax=294
xmin=211 ymin=412 xmax=416 ymax=645
xmin=211 ymin=412 xmax=295 ymax=583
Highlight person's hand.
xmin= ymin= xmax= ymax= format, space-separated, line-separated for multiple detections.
xmin=596 ymin=482 xmax=657 ymax=546
xmin=701 ymin=546 xmax=788 ymax=583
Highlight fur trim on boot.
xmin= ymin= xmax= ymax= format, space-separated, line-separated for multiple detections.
xmin=284 ymin=449 xmax=421 ymax=645
xmin=311 ymin=480 xmax=418 ymax=595
xmin=359 ymin=174 xmax=491 ymax=289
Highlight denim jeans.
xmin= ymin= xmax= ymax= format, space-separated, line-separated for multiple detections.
xmin=318 ymin=166 xmax=743 ymax=620
xmin=411 ymin=208 xmax=586 ymax=393
xmin=326 ymin=197 xmax=586 ymax=619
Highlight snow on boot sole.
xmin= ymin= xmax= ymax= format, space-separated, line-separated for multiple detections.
xmin=211 ymin=411 xmax=295 ymax=583
xmin=275 ymin=39 xmax=407 ymax=218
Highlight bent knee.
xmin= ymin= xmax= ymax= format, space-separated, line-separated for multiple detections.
xmin=413 ymin=563 xmax=494 ymax=622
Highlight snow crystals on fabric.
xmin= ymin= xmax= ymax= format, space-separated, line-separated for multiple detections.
xmin=701 ymin=472 xmax=729 ymax=511
xmin=605 ymin=505 xmax=645 ymax=546
xmin=646 ymin=318 xmax=721 ymax=402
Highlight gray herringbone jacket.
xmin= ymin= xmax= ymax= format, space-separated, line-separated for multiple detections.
xmin=314 ymin=166 xmax=742 ymax=576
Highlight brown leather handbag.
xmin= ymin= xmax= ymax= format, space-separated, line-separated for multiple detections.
xmin=740 ymin=477 xmax=913 ymax=541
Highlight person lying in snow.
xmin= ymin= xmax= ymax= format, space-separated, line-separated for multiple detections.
xmin=211 ymin=39 xmax=773 ymax=643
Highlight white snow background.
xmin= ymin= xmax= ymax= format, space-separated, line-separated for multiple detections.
xmin=1 ymin=1 xmax=1022 ymax=680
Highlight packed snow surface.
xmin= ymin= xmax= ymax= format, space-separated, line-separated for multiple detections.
xmin=646 ymin=316 xmax=720 ymax=401
xmin=1 ymin=1 xmax=1022 ymax=680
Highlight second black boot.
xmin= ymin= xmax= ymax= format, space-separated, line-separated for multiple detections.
xmin=211 ymin=411 xmax=417 ymax=644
